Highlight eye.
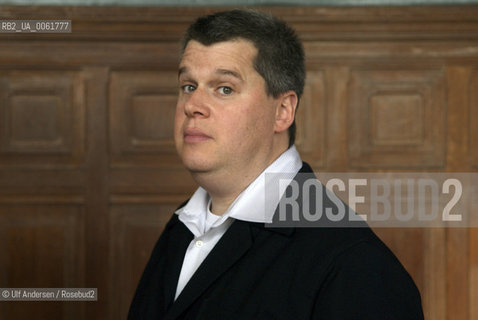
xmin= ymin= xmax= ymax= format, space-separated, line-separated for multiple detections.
xmin=181 ymin=84 xmax=196 ymax=93
xmin=218 ymin=86 xmax=233 ymax=95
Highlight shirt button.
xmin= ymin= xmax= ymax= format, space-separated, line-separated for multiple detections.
xmin=195 ymin=240 xmax=203 ymax=248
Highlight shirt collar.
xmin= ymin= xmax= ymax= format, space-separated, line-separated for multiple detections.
xmin=176 ymin=145 xmax=302 ymax=236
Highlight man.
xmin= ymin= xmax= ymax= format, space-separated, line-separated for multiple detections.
xmin=128 ymin=9 xmax=424 ymax=319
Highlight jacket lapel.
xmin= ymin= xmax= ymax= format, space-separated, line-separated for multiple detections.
xmin=163 ymin=219 xmax=253 ymax=320
xmin=162 ymin=216 xmax=194 ymax=313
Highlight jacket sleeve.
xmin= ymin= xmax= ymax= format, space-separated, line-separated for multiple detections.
xmin=311 ymin=240 xmax=425 ymax=320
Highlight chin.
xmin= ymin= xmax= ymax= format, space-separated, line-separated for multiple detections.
xmin=181 ymin=156 xmax=214 ymax=173
xmin=178 ymin=145 xmax=216 ymax=172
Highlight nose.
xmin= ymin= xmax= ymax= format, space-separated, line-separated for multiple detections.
xmin=183 ymin=88 xmax=210 ymax=118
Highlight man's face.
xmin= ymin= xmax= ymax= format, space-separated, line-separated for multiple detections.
xmin=174 ymin=39 xmax=280 ymax=178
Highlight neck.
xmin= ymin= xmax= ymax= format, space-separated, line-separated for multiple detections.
xmin=193 ymin=162 xmax=265 ymax=216
xmin=209 ymin=193 xmax=238 ymax=216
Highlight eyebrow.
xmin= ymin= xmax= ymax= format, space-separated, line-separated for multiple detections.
xmin=177 ymin=67 xmax=243 ymax=82
xmin=215 ymin=68 xmax=244 ymax=82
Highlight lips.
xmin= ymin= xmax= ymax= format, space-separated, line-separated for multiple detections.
xmin=183 ymin=128 xmax=212 ymax=143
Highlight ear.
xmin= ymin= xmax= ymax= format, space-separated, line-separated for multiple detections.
xmin=274 ymin=91 xmax=298 ymax=133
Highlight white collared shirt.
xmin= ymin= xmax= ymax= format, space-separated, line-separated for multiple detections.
xmin=174 ymin=145 xmax=302 ymax=299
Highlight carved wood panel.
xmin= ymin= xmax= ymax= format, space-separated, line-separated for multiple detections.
xmin=348 ymin=68 xmax=447 ymax=169
xmin=109 ymin=70 xmax=179 ymax=168
xmin=0 ymin=70 xmax=86 ymax=167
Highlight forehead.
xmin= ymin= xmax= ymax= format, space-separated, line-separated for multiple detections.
xmin=179 ymin=39 xmax=258 ymax=74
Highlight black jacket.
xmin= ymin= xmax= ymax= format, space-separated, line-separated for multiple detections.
xmin=128 ymin=162 xmax=424 ymax=320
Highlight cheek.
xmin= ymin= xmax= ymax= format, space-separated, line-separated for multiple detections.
xmin=174 ymin=102 xmax=184 ymax=125
xmin=174 ymin=105 xmax=185 ymax=142
xmin=225 ymin=105 xmax=273 ymax=143
xmin=246 ymin=100 xmax=277 ymax=132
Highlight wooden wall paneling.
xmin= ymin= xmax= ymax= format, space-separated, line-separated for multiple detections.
xmin=471 ymin=227 xmax=478 ymax=320
xmin=109 ymin=167 xmax=197 ymax=197
xmin=445 ymin=65 xmax=473 ymax=320
xmin=0 ymin=204 xmax=85 ymax=319
xmin=109 ymin=202 xmax=182 ymax=320
xmin=109 ymin=70 xmax=180 ymax=168
xmin=471 ymin=68 xmax=478 ymax=168
xmin=348 ymin=68 xmax=447 ymax=169
xmin=0 ymin=70 xmax=86 ymax=167
xmin=107 ymin=67 xmax=197 ymax=318
xmin=296 ymin=69 xmax=327 ymax=170
xmin=470 ymin=67 xmax=478 ymax=320
xmin=108 ymin=69 xmax=197 ymax=197
xmin=84 ymin=67 xmax=110 ymax=320
xmin=295 ymin=69 xmax=327 ymax=170
xmin=0 ymin=170 xmax=85 ymax=194
xmin=447 ymin=228 xmax=470 ymax=320
xmin=0 ymin=57 xmax=88 ymax=320
xmin=323 ymin=66 xmax=350 ymax=171
xmin=373 ymin=228 xmax=446 ymax=320
xmin=446 ymin=66 xmax=471 ymax=170
xmin=425 ymin=229 xmax=447 ymax=320
xmin=1 ymin=5 xmax=478 ymax=320
xmin=0 ymin=41 xmax=181 ymax=69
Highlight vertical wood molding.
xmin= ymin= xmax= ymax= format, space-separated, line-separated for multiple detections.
xmin=296 ymin=69 xmax=327 ymax=169
xmin=425 ymin=229 xmax=447 ymax=320
xmin=446 ymin=67 xmax=471 ymax=170
xmin=470 ymin=68 xmax=478 ymax=168
xmin=324 ymin=66 xmax=350 ymax=170
xmin=445 ymin=66 xmax=472 ymax=320
xmin=447 ymin=228 xmax=470 ymax=320
xmin=84 ymin=67 xmax=110 ymax=320
xmin=470 ymin=228 xmax=478 ymax=320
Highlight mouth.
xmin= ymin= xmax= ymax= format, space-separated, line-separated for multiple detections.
xmin=183 ymin=128 xmax=212 ymax=143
